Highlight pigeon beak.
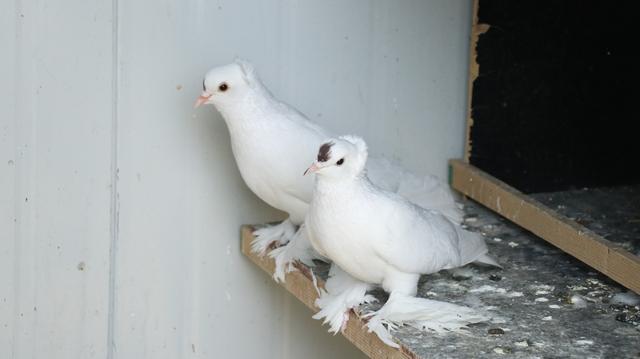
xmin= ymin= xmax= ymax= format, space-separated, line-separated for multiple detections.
xmin=194 ymin=92 xmax=212 ymax=108
xmin=304 ymin=163 xmax=320 ymax=176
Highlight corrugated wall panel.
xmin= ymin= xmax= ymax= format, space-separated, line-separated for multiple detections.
xmin=1 ymin=1 xmax=470 ymax=358
xmin=0 ymin=0 xmax=114 ymax=358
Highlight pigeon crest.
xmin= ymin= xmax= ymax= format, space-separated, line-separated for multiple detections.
xmin=340 ymin=135 xmax=368 ymax=175
xmin=234 ymin=58 xmax=258 ymax=87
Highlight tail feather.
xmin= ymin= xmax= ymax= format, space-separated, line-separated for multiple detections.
xmin=367 ymin=156 xmax=463 ymax=224
xmin=456 ymin=227 xmax=501 ymax=268
xmin=475 ymin=254 xmax=502 ymax=268
xmin=366 ymin=293 xmax=488 ymax=347
xmin=396 ymin=174 xmax=463 ymax=224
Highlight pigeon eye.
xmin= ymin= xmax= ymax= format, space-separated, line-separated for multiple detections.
xmin=219 ymin=83 xmax=229 ymax=92
xmin=336 ymin=158 xmax=344 ymax=166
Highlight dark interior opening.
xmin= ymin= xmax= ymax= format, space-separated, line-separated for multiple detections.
xmin=469 ymin=0 xmax=639 ymax=194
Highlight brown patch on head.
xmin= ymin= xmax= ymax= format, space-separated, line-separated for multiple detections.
xmin=317 ymin=142 xmax=334 ymax=162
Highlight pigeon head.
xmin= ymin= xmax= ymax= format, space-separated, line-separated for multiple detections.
xmin=194 ymin=59 xmax=256 ymax=108
xmin=304 ymin=135 xmax=368 ymax=180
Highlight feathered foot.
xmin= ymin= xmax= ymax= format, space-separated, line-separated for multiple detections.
xmin=251 ymin=218 xmax=296 ymax=255
xmin=312 ymin=265 xmax=375 ymax=334
xmin=364 ymin=292 xmax=488 ymax=347
xmin=268 ymin=225 xmax=318 ymax=283
xmin=365 ymin=316 xmax=400 ymax=348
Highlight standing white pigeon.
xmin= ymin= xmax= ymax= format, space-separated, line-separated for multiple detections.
xmin=304 ymin=136 xmax=499 ymax=347
xmin=195 ymin=59 xmax=462 ymax=282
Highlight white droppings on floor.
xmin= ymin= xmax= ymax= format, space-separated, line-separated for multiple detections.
xmin=610 ymin=291 xmax=640 ymax=306
xmin=491 ymin=317 xmax=508 ymax=324
xmin=568 ymin=285 xmax=587 ymax=291
xmin=469 ymin=285 xmax=507 ymax=294
xmin=570 ymin=295 xmax=588 ymax=308
xmin=493 ymin=347 xmax=506 ymax=355
xmin=575 ymin=339 xmax=594 ymax=345
xmin=450 ymin=267 xmax=479 ymax=279
xmin=506 ymin=291 xmax=524 ymax=298
xmin=530 ymin=284 xmax=555 ymax=291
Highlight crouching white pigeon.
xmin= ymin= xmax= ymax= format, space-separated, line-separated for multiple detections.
xmin=195 ymin=59 xmax=462 ymax=282
xmin=304 ymin=136 xmax=499 ymax=348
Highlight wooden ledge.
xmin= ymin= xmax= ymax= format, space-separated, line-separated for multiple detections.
xmin=449 ymin=159 xmax=640 ymax=294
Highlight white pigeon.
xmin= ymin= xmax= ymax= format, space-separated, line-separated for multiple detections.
xmin=195 ymin=59 xmax=462 ymax=282
xmin=304 ymin=136 xmax=499 ymax=347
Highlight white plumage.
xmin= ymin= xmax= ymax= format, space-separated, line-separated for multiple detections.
xmin=195 ymin=59 xmax=462 ymax=282
xmin=305 ymin=136 xmax=498 ymax=347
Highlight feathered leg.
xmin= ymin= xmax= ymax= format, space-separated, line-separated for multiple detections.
xmin=268 ymin=224 xmax=323 ymax=283
xmin=251 ymin=218 xmax=296 ymax=255
xmin=313 ymin=265 xmax=375 ymax=334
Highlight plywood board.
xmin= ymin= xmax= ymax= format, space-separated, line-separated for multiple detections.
xmin=450 ymin=159 xmax=640 ymax=294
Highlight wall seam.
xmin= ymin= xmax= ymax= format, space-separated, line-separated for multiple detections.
xmin=107 ymin=0 xmax=119 ymax=357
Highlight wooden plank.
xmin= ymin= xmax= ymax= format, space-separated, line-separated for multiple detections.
xmin=463 ymin=0 xmax=489 ymax=162
xmin=240 ymin=226 xmax=415 ymax=359
xmin=450 ymin=159 xmax=640 ymax=294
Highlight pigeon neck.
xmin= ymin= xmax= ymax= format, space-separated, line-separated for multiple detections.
xmin=217 ymin=85 xmax=275 ymax=133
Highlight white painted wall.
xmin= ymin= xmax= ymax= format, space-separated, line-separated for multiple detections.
xmin=0 ymin=1 xmax=472 ymax=358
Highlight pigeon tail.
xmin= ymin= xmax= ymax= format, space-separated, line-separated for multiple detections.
xmin=397 ymin=175 xmax=463 ymax=224
xmin=456 ymin=226 xmax=501 ymax=268
xmin=474 ymin=253 xmax=502 ymax=268
xmin=365 ymin=292 xmax=489 ymax=348
xmin=366 ymin=157 xmax=463 ymax=224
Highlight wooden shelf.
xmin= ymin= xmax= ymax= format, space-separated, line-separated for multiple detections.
xmin=450 ymin=159 xmax=640 ymax=294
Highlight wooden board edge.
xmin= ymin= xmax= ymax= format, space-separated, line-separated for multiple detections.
xmin=240 ymin=226 xmax=415 ymax=359
xmin=448 ymin=160 xmax=640 ymax=294
xmin=464 ymin=0 xmax=490 ymax=163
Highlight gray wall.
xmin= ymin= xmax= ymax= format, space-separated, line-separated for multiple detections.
xmin=0 ymin=0 xmax=472 ymax=358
